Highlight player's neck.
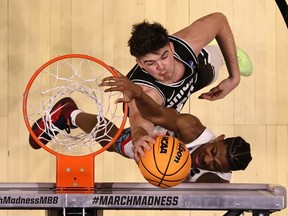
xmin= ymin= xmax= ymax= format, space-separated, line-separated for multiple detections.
xmin=171 ymin=59 xmax=186 ymax=82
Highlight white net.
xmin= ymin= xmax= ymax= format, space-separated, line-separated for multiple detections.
xmin=25 ymin=55 xmax=127 ymax=156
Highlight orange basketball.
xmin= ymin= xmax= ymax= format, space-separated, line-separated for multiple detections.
xmin=138 ymin=135 xmax=191 ymax=188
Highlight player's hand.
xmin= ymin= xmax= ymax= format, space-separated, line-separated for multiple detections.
xmin=133 ymin=135 xmax=155 ymax=163
xmin=198 ymin=77 xmax=239 ymax=101
xmin=100 ymin=76 xmax=143 ymax=103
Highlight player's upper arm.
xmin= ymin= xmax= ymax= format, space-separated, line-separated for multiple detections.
xmin=173 ymin=12 xmax=228 ymax=55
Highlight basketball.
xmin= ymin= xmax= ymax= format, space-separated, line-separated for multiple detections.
xmin=138 ymin=135 xmax=191 ymax=188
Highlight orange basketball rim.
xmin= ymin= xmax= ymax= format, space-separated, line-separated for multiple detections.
xmin=23 ymin=54 xmax=128 ymax=193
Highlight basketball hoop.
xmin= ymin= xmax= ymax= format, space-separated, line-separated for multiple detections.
xmin=23 ymin=54 xmax=128 ymax=193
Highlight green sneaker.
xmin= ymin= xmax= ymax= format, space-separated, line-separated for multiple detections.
xmin=237 ymin=47 xmax=253 ymax=77
xmin=209 ymin=39 xmax=218 ymax=46
xmin=208 ymin=40 xmax=253 ymax=77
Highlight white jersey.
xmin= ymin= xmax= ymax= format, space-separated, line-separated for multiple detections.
xmin=120 ymin=126 xmax=231 ymax=183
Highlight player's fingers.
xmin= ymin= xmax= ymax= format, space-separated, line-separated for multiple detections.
xmin=142 ymin=134 xmax=155 ymax=142
xmin=111 ymin=68 xmax=125 ymax=77
xmin=145 ymin=137 xmax=155 ymax=146
xmin=101 ymin=76 xmax=124 ymax=83
xmin=103 ymin=86 xmax=124 ymax=93
xmin=135 ymin=142 xmax=148 ymax=158
xmin=115 ymin=98 xmax=131 ymax=103
xmin=134 ymin=153 xmax=140 ymax=163
xmin=134 ymin=148 xmax=145 ymax=162
xmin=198 ymin=87 xmax=221 ymax=100
xmin=101 ymin=76 xmax=117 ymax=83
xmin=139 ymin=148 xmax=146 ymax=158
xmin=108 ymin=66 xmax=125 ymax=77
xmin=100 ymin=81 xmax=118 ymax=87
xmin=198 ymin=92 xmax=211 ymax=100
xmin=202 ymin=95 xmax=218 ymax=101
xmin=102 ymin=75 xmax=127 ymax=82
xmin=209 ymin=86 xmax=220 ymax=94
xmin=142 ymin=137 xmax=155 ymax=150
xmin=115 ymin=98 xmax=124 ymax=103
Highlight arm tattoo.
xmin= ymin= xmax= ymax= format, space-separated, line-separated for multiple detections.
xmin=198 ymin=14 xmax=213 ymax=22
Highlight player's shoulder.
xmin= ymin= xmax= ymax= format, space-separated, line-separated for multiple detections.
xmin=190 ymin=169 xmax=231 ymax=183
xmin=197 ymin=172 xmax=230 ymax=183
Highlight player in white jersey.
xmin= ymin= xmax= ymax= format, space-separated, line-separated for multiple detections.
xmin=100 ymin=74 xmax=252 ymax=183
xmin=29 ymin=97 xmax=251 ymax=183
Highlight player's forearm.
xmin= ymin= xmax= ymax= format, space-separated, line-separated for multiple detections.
xmin=129 ymin=101 xmax=155 ymax=142
xmin=133 ymin=89 xmax=168 ymax=121
xmin=215 ymin=14 xmax=240 ymax=84
xmin=186 ymin=12 xmax=240 ymax=84
xmin=132 ymin=90 xmax=180 ymax=132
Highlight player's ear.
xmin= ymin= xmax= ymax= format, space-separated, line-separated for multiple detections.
xmin=169 ymin=41 xmax=175 ymax=52
xmin=214 ymin=134 xmax=225 ymax=142
xmin=136 ymin=58 xmax=144 ymax=68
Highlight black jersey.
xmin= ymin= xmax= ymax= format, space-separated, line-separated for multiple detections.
xmin=126 ymin=35 xmax=215 ymax=112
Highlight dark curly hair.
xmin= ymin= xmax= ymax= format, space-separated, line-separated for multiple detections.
xmin=128 ymin=20 xmax=169 ymax=58
xmin=224 ymin=136 xmax=252 ymax=171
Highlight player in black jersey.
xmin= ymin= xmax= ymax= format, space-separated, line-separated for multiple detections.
xmin=126 ymin=12 xmax=253 ymax=161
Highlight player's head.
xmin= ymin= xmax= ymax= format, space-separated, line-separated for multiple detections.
xmin=128 ymin=21 xmax=176 ymax=83
xmin=224 ymin=136 xmax=252 ymax=171
xmin=128 ymin=20 xmax=169 ymax=58
xmin=191 ymin=135 xmax=252 ymax=172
